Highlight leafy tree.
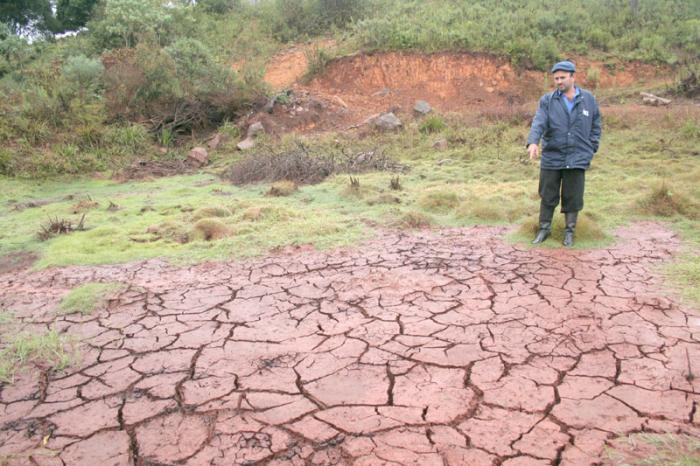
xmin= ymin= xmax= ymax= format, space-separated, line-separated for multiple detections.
xmin=55 ymin=0 xmax=99 ymax=32
xmin=0 ymin=0 xmax=56 ymax=34
xmin=90 ymin=0 xmax=173 ymax=48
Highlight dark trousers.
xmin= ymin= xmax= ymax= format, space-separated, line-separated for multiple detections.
xmin=538 ymin=168 xmax=585 ymax=218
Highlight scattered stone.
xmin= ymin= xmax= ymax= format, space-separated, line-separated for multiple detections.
xmin=207 ymin=134 xmax=222 ymax=150
xmin=433 ymin=138 xmax=448 ymax=150
xmin=437 ymin=158 xmax=453 ymax=165
xmin=373 ymin=112 xmax=403 ymax=131
xmin=237 ymin=122 xmax=266 ymax=151
xmin=236 ymin=138 xmax=256 ymax=151
xmin=414 ymin=100 xmax=432 ymax=115
xmin=246 ymin=122 xmax=265 ymax=139
xmin=188 ymin=147 xmax=209 ymax=167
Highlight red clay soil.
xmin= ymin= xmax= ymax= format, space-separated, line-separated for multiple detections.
xmin=1 ymin=222 xmax=699 ymax=465
xmin=255 ymin=50 xmax=668 ymax=133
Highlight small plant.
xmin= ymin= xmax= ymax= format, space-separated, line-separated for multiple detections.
xmin=390 ymin=176 xmax=402 ymax=190
xmin=419 ymin=115 xmax=447 ymax=134
xmin=37 ymin=214 xmax=86 ymax=241
xmin=349 ymin=176 xmax=360 ymax=190
xmin=59 ymin=283 xmax=123 ymax=316
xmin=303 ymin=47 xmax=332 ymax=82
xmin=159 ymin=127 xmax=174 ymax=147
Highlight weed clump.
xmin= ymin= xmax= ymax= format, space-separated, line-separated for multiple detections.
xmin=59 ymin=282 xmax=123 ymax=316
xmin=37 ymin=215 xmax=86 ymax=241
xmin=637 ymin=182 xmax=699 ymax=219
xmin=418 ymin=189 xmax=460 ymax=212
xmin=191 ymin=206 xmax=232 ymax=221
xmin=267 ymin=180 xmax=298 ymax=197
xmin=419 ymin=115 xmax=447 ymax=134
xmin=146 ymin=221 xmax=190 ymax=243
xmin=394 ymin=211 xmax=434 ymax=229
xmin=191 ymin=218 xmax=232 ymax=241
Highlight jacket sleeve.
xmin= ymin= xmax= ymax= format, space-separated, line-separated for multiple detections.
xmin=526 ymin=94 xmax=549 ymax=146
xmin=590 ymin=97 xmax=602 ymax=153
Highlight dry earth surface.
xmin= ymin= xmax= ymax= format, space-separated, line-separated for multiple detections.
xmin=1 ymin=223 xmax=699 ymax=465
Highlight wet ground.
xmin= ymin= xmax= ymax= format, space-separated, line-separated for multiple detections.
xmin=0 ymin=223 xmax=698 ymax=465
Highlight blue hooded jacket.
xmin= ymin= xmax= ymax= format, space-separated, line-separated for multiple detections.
xmin=527 ymin=87 xmax=602 ymax=170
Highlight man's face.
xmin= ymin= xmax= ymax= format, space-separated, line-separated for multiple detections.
xmin=553 ymin=71 xmax=575 ymax=92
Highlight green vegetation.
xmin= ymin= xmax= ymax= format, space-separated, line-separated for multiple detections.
xmin=0 ymin=326 xmax=76 ymax=383
xmin=0 ymin=0 xmax=698 ymax=177
xmin=607 ymin=433 xmax=700 ymax=466
xmin=59 ymin=282 xmax=123 ymax=315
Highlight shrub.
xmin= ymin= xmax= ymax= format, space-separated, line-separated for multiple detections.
xmin=90 ymin=0 xmax=174 ymax=49
xmin=103 ymin=41 xmax=258 ymax=135
xmin=419 ymin=115 xmax=446 ymax=134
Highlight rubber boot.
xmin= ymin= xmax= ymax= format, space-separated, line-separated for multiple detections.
xmin=532 ymin=206 xmax=554 ymax=244
xmin=563 ymin=211 xmax=578 ymax=247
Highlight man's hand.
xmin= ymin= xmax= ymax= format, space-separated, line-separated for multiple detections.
xmin=527 ymin=143 xmax=540 ymax=161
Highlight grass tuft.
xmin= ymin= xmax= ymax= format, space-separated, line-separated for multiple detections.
xmin=607 ymin=433 xmax=700 ymax=466
xmin=517 ymin=213 xmax=606 ymax=245
xmin=191 ymin=218 xmax=232 ymax=241
xmin=418 ymin=188 xmax=460 ymax=213
xmin=394 ymin=211 xmax=434 ymax=229
xmin=191 ymin=206 xmax=233 ymax=221
xmin=267 ymin=180 xmax=298 ymax=197
xmin=0 ymin=330 xmax=76 ymax=383
xmin=637 ymin=182 xmax=699 ymax=219
xmin=59 ymin=282 xmax=123 ymax=316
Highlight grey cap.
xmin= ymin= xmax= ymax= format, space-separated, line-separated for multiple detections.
xmin=551 ymin=60 xmax=576 ymax=73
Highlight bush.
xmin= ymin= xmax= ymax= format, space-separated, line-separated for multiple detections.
xmin=419 ymin=115 xmax=446 ymax=134
xmin=90 ymin=0 xmax=174 ymax=49
xmin=103 ymin=41 xmax=257 ymax=135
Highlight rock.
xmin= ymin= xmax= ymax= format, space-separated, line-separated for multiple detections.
xmin=333 ymin=95 xmax=348 ymax=108
xmin=207 ymin=134 xmax=222 ymax=150
xmin=432 ymin=138 xmax=448 ymax=150
xmin=237 ymin=122 xmax=265 ymax=151
xmin=373 ymin=112 xmax=403 ymax=131
xmin=236 ymin=138 xmax=256 ymax=151
xmin=414 ymin=100 xmax=432 ymax=115
xmin=187 ymin=147 xmax=208 ymax=167
xmin=437 ymin=159 xmax=453 ymax=166
xmin=246 ymin=122 xmax=265 ymax=138
xmin=264 ymin=97 xmax=276 ymax=114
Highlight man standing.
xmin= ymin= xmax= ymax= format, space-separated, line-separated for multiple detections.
xmin=527 ymin=60 xmax=602 ymax=247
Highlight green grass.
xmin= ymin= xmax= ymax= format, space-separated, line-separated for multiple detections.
xmin=0 ymin=104 xmax=698 ymax=306
xmin=0 ymin=329 xmax=76 ymax=383
xmin=607 ymin=433 xmax=700 ymax=466
xmin=59 ymin=282 xmax=123 ymax=316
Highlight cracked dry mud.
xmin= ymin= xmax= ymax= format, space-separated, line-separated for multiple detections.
xmin=1 ymin=223 xmax=699 ymax=465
